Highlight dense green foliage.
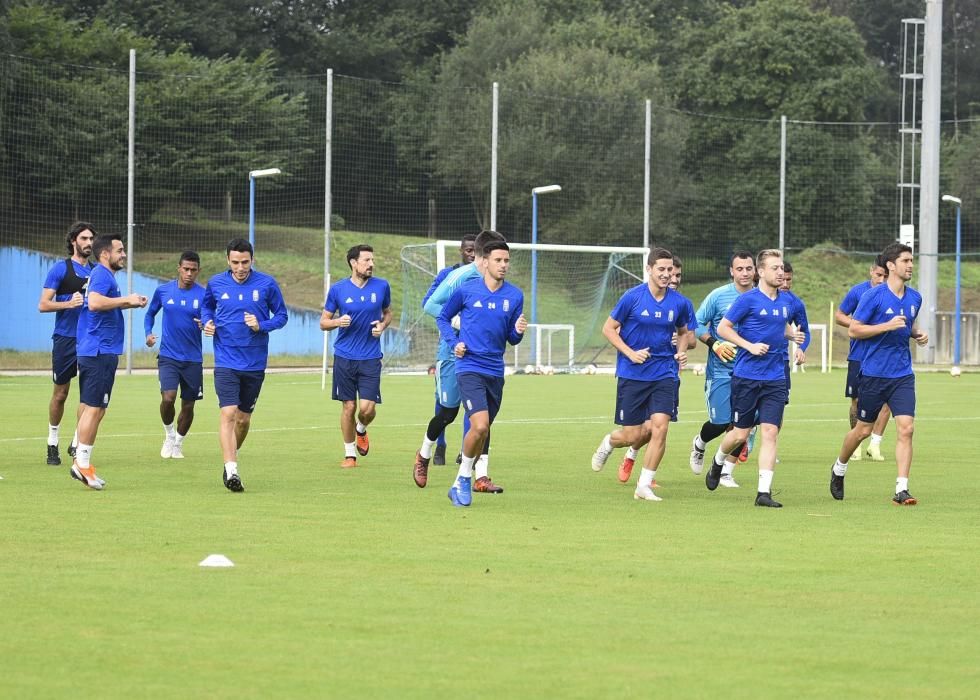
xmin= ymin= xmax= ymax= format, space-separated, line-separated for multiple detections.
xmin=0 ymin=1 xmax=977 ymax=253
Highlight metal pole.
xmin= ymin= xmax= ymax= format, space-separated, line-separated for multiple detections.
xmin=643 ymin=99 xmax=651 ymax=250
xmin=490 ymin=82 xmax=499 ymax=231
xmin=954 ymin=204 xmax=962 ymax=366
xmin=531 ymin=192 xmax=538 ymax=328
xmin=917 ymin=0 xmax=943 ymax=363
xmin=779 ymin=115 xmax=787 ymax=252
xmin=323 ymin=70 xmax=333 ymax=390
xmin=126 ymin=49 xmax=135 ymax=375
xmin=248 ymin=175 xmax=256 ymax=250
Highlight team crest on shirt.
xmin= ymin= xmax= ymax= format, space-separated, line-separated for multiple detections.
xmin=193 ymin=299 xmax=199 ymax=309
xmin=503 ymin=299 xmax=510 ymax=312
xmin=911 ymin=305 xmax=916 ymax=315
xmin=782 ymin=306 xmax=787 ymax=317
xmin=668 ymin=310 xmax=674 ymax=322
xmin=252 ymin=289 xmax=259 ymax=302
xmin=371 ymin=292 xmax=377 ymax=303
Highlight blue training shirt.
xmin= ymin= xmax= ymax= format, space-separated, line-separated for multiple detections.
xmin=781 ymin=290 xmax=811 ymax=361
xmin=325 ymin=277 xmax=392 ymax=361
xmin=695 ymin=283 xmax=745 ymax=381
xmin=839 ymin=280 xmax=874 ymax=361
xmin=425 ymin=262 xmax=479 ymax=362
xmin=610 ymin=284 xmax=693 ymax=382
xmin=436 ymin=278 xmax=524 ymax=377
xmin=144 ymin=280 xmax=206 ymax=363
xmin=852 ymin=282 xmax=921 ymax=379
xmin=201 ymin=269 xmax=288 ymax=372
xmin=43 ymin=259 xmax=93 ymax=338
xmin=723 ymin=288 xmax=794 ymax=381
xmin=76 ymin=264 xmax=124 ymax=357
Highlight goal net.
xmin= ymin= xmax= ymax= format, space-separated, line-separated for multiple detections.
xmin=390 ymin=240 xmax=649 ymax=372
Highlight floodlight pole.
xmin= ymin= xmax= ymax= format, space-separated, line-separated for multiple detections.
xmin=248 ymin=168 xmax=282 ymax=251
xmin=530 ymin=185 xmax=561 ymax=361
xmin=942 ymin=195 xmax=962 ymax=368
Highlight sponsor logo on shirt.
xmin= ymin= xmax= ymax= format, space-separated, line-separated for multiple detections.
xmin=760 ymin=309 xmax=768 ymax=315
xmin=641 ymin=309 xmax=650 ymax=317
xmin=345 ymin=297 xmax=353 ymax=303
xmin=166 ymin=299 xmax=175 ymax=305
xmin=474 ymin=300 xmax=483 ymax=308
xmin=220 ymin=293 xmax=230 ymax=300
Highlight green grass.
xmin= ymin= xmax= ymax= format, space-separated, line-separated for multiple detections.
xmin=1 ymin=371 xmax=978 ymax=697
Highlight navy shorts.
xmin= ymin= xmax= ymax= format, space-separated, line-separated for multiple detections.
xmin=332 ymin=356 xmax=383 ymax=403
xmin=214 ymin=367 xmax=266 ymax=413
xmin=158 ymin=356 xmax=204 ymax=401
xmin=458 ymin=372 xmax=504 ymax=422
xmin=78 ymin=354 xmax=118 ymax=408
xmin=857 ymin=373 xmax=915 ymax=420
xmin=615 ymin=377 xmax=677 ymax=426
xmin=784 ymin=361 xmax=792 ymax=405
xmin=51 ymin=334 xmax=78 ymax=385
xmin=845 ymin=360 xmax=862 ymax=398
xmin=731 ymin=377 xmax=787 ymax=429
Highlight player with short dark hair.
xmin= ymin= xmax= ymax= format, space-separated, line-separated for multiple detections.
xmin=202 ymin=238 xmax=288 ymax=492
xmin=419 ymin=230 xmax=507 ymax=488
xmin=70 ymin=234 xmax=148 ymax=489
xmin=144 ymin=250 xmax=206 ymax=459
xmin=421 ymin=234 xmax=477 ymax=466
xmin=436 ymin=239 xmax=526 ymax=506
xmin=830 ymin=243 xmax=926 ymax=505
xmin=835 ymin=256 xmax=892 ymax=462
xmin=590 ymin=248 xmax=693 ymax=501
xmin=321 ymin=244 xmax=392 ymax=468
xmin=688 ymin=250 xmax=756 ymax=486
xmin=38 ymin=222 xmax=96 ymax=465
xmin=704 ymin=249 xmax=804 ymax=508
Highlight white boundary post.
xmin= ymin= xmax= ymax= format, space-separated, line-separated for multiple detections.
xmin=643 ymin=99 xmax=651 ymax=250
xmin=490 ymin=82 xmax=499 ymax=231
xmin=779 ymin=115 xmax=787 ymax=252
xmin=321 ymin=69 xmax=333 ymax=391
xmin=125 ymin=48 xmax=136 ymax=374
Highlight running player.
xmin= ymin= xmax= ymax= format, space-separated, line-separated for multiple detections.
xmin=38 ymin=223 xmax=94 ymax=465
xmin=202 ymin=238 xmax=289 ymax=492
xmin=421 ymin=230 xmax=505 ymax=484
xmin=421 ymin=234 xmax=477 ymax=465
xmin=70 ymin=234 xmax=148 ymax=489
xmin=437 ymin=238 xmax=526 ymax=506
xmin=144 ymin=251 xmax=206 ymax=459
xmin=321 ymin=244 xmax=392 ymax=468
xmin=704 ymin=249 xmax=804 ymax=508
xmin=591 ymin=248 xmax=693 ymax=501
xmin=836 ymin=256 xmax=891 ymax=462
xmin=830 ymin=243 xmax=926 ymax=505
xmin=688 ymin=251 xmax=756 ymax=486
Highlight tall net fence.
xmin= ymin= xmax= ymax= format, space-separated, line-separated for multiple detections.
xmin=2 ymin=50 xmax=979 ymax=368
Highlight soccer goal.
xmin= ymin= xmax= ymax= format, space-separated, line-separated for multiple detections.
xmin=391 ymin=240 xmax=649 ymax=372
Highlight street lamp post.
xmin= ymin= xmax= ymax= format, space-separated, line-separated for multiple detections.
xmin=248 ymin=168 xmax=282 ymax=250
xmin=530 ymin=185 xmax=561 ymax=360
xmin=941 ymin=194 xmax=963 ymax=370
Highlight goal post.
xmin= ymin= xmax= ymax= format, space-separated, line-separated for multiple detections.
xmin=392 ymin=240 xmax=649 ymax=372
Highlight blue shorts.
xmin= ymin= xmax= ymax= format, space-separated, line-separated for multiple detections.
xmin=731 ymin=377 xmax=787 ymax=429
xmin=332 ymin=356 xmax=382 ymax=403
xmin=214 ymin=367 xmax=266 ymax=413
xmin=434 ymin=358 xmax=461 ymax=408
xmin=78 ymin=354 xmax=118 ymax=408
xmin=845 ymin=360 xmax=862 ymax=398
xmin=458 ymin=372 xmax=504 ymax=422
xmin=158 ymin=356 xmax=204 ymax=401
xmin=858 ymin=374 xmax=915 ymax=420
xmin=615 ymin=377 xmax=676 ymax=426
xmin=672 ymin=378 xmax=681 ymax=422
xmin=51 ymin=334 xmax=78 ymax=385
xmin=704 ymin=374 xmax=733 ymax=425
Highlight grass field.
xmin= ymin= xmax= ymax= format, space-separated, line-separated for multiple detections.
xmin=1 ymin=370 xmax=978 ymax=698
